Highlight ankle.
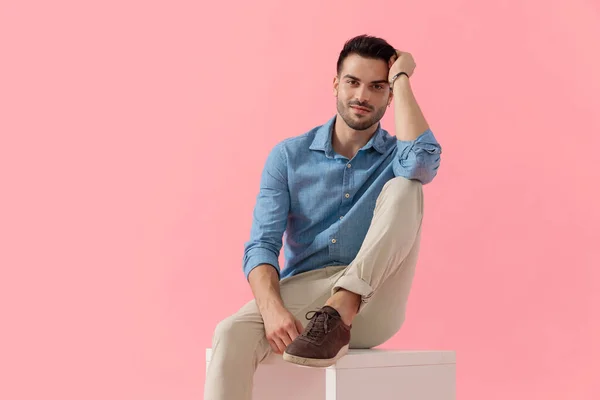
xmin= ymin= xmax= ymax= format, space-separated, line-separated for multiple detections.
xmin=325 ymin=289 xmax=360 ymax=325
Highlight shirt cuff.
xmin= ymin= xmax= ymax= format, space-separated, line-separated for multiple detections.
xmin=243 ymin=248 xmax=281 ymax=280
xmin=395 ymin=129 xmax=442 ymax=184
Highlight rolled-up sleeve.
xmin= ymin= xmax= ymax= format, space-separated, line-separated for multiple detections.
xmin=242 ymin=142 xmax=290 ymax=280
xmin=393 ymin=129 xmax=442 ymax=184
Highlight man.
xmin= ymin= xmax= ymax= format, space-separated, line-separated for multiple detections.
xmin=204 ymin=34 xmax=442 ymax=400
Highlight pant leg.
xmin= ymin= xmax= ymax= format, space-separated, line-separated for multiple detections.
xmin=203 ymin=267 xmax=338 ymax=400
xmin=331 ymin=176 xmax=424 ymax=346
xmin=349 ymin=226 xmax=421 ymax=348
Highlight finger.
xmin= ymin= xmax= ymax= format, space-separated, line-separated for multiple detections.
xmin=286 ymin=324 xmax=300 ymax=342
xmin=295 ymin=319 xmax=304 ymax=335
xmin=280 ymin=331 xmax=292 ymax=347
xmin=272 ymin=336 xmax=286 ymax=354
xmin=268 ymin=339 xmax=280 ymax=354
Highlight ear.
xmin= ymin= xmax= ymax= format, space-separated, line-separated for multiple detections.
xmin=333 ymin=75 xmax=339 ymax=96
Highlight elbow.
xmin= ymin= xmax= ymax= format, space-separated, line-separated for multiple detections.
xmin=394 ymin=152 xmax=441 ymax=185
xmin=395 ymin=135 xmax=442 ymax=184
xmin=420 ymin=155 xmax=441 ymax=184
xmin=410 ymin=163 xmax=439 ymax=185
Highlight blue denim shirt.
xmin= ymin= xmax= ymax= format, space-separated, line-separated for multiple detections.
xmin=243 ymin=115 xmax=442 ymax=280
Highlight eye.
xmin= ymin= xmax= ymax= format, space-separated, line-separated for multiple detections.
xmin=347 ymin=80 xmax=358 ymax=85
xmin=374 ymin=84 xmax=384 ymax=90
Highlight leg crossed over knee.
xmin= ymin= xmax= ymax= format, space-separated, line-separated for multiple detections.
xmin=379 ymin=177 xmax=423 ymax=214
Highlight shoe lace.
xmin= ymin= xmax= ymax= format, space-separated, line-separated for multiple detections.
xmin=304 ymin=310 xmax=333 ymax=340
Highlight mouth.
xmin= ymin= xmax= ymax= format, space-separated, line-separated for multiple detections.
xmin=350 ymin=106 xmax=371 ymax=114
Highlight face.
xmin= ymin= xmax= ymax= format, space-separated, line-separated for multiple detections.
xmin=334 ymin=53 xmax=392 ymax=131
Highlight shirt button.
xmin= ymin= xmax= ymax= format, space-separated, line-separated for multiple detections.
xmin=331 ymin=238 xmax=337 ymax=244
xmin=345 ymin=193 xmax=350 ymax=198
xmin=347 ymin=163 xmax=352 ymax=168
xmin=340 ymin=215 xmax=344 ymax=220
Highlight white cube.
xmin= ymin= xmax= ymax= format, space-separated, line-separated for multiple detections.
xmin=206 ymin=348 xmax=456 ymax=399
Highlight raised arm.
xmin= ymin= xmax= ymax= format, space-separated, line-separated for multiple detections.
xmin=388 ymin=50 xmax=442 ymax=184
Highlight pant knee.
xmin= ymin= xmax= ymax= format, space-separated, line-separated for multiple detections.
xmin=379 ymin=177 xmax=423 ymax=215
xmin=213 ymin=316 xmax=247 ymax=346
xmin=211 ymin=316 xmax=268 ymax=363
xmin=385 ymin=177 xmax=421 ymax=197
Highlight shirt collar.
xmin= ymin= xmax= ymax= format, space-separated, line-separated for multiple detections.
xmin=309 ymin=115 xmax=387 ymax=157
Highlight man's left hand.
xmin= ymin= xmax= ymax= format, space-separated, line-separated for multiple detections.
xmin=388 ymin=50 xmax=416 ymax=82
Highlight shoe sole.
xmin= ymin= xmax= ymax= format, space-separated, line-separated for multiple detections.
xmin=282 ymin=344 xmax=349 ymax=368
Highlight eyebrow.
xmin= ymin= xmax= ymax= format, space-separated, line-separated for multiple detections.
xmin=343 ymin=74 xmax=389 ymax=85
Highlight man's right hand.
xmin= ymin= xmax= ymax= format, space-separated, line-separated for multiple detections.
xmin=261 ymin=304 xmax=304 ymax=354
xmin=248 ymin=264 xmax=305 ymax=354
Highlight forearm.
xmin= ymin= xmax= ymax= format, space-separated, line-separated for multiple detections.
xmin=248 ymin=264 xmax=285 ymax=313
xmin=393 ymin=76 xmax=430 ymax=141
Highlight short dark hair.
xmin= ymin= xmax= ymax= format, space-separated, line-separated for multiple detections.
xmin=336 ymin=34 xmax=396 ymax=75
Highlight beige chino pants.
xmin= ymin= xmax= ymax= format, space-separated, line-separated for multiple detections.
xmin=204 ymin=177 xmax=424 ymax=400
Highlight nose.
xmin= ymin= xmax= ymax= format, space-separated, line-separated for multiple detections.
xmin=354 ymin=85 xmax=371 ymax=103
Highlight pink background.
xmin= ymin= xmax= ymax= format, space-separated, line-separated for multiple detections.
xmin=1 ymin=0 xmax=599 ymax=399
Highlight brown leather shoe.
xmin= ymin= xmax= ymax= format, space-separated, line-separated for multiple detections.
xmin=283 ymin=306 xmax=351 ymax=368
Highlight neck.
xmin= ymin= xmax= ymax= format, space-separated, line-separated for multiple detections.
xmin=332 ymin=115 xmax=378 ymax=159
